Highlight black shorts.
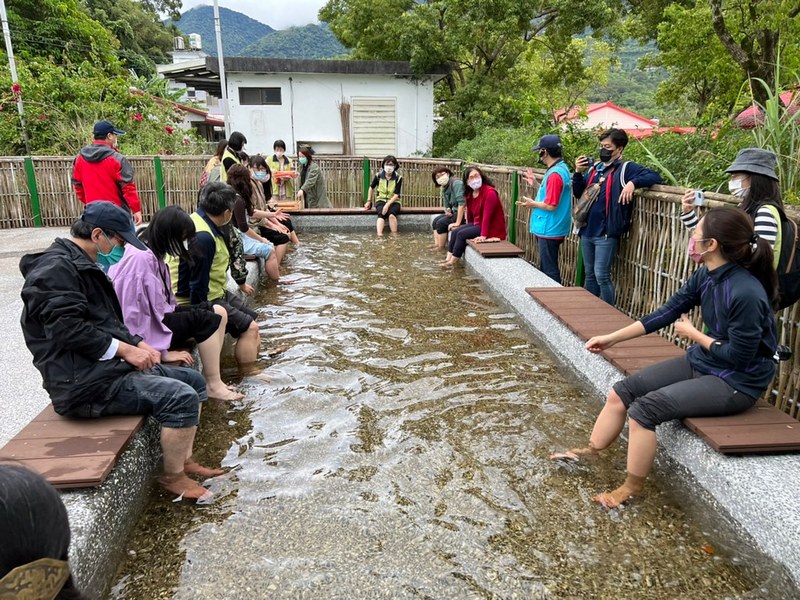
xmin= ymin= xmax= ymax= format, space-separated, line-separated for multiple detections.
xmin=432 ymin=212 xmax=457 ymax=234
xmin=375 ymin=201 xmax=401 ymax=220
xmin=162 ymin=304 xmax=222 ymax=348
xmin=259 ymin=226 xmax=290 ymax=246
xmin=212 ymin=291 xmax=258 ymax=338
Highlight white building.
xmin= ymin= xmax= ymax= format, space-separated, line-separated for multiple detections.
xmin=158 ymin=57 xmax=449 ymax=156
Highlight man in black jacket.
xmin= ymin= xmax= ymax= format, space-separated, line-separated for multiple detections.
xmin=19 ymin=202 xmax=220 ymax=502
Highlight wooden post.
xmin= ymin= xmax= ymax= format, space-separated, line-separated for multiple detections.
xmin=23 ymin=157 xmax=41 ymax=227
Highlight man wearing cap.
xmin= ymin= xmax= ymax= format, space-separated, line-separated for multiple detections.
xmin=19 ymin=201 xmax=220 ymax=502
xmin=520 ymin=134 xmax=573 ymax=284
xmin=72 ymin=120 xmax=143 ymax=227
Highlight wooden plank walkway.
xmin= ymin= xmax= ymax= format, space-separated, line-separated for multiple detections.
xmin=526 ymin=286 xmax=800 ymax=454
xmin=467 ymin=239 xmax=524 ymax=258
xmin=0 ymin=404 xmax=145 ymax=489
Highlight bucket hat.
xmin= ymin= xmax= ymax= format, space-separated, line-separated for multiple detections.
xmin=725 ymin=148 xmax=778 ymax=180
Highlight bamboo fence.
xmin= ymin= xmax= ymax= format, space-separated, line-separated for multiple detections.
xmin=1 ymin=155 xmax=799 ymax=418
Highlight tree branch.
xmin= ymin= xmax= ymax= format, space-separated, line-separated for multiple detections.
xmin=709 ymin=0 xmax=750 ymax=70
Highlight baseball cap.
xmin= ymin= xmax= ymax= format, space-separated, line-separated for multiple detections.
xmin=93 ymin=120 xmax=126 ymax=137
xmin=80 ymin=202 xmax=146 ymax=250
xmin=531 ymin=134 xmax=562 ymax=152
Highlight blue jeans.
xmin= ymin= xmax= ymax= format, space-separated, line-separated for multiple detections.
xmin=92 ymin=364 xmax=207 ymax=429
xmin=537 ymin=237 xmax=563 ymax=284
xmin=581 ymin=235 xmax=619 ymax=306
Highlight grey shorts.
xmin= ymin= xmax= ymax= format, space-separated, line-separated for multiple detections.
xmin=613 ymin=356 xmax=756 ymax=431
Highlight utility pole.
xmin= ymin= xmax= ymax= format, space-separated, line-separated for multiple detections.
xmin=213 ymin=0 xmax=232 ymax=138
xmin=0 ymin=0 xmax=30 ymax=154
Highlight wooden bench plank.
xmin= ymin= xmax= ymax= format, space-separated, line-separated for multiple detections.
xmin=0 ymin=406 xmax=145 ymax=489
xmin=0 ymin=434 xmax=132 ymax=460
xmin=13 ymin=415 xmax=144 ymax=440
xmin=9 ymin=455 xmax=118 ymax=489
xmin=286 ymin=207 xmax=442 ymax=216
xmin=467 ymin=240 xmax=524 ymax=257
xmin=525 ymin=286 xmax=800 ymax=454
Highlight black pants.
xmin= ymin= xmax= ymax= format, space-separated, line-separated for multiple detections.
xmin=613 ymin=356 xmax=756 ymax=430
xmin=448 ymin=224 xmax=481 ymax=258
xmin=432 ymin=212 xmax=457 ymax=234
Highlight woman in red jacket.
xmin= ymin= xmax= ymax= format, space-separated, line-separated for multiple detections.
xmin=441 ymin=167 xmax=507 ymax=268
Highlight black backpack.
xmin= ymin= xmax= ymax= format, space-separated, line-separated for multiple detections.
xmin=776 ymin=216 xmax=800 ymax=309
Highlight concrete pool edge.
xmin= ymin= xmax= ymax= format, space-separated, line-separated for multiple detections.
xmin=463 ymin=246 xmax=800 ymax=589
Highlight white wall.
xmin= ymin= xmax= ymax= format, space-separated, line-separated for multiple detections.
xmin=224 ymin=72 xmax=436 ymax=156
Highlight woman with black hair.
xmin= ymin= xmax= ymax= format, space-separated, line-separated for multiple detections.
xmin=681 ymin=148 xmax=785 ymax=268
xmin=200 ymin=138 xmax=227 ymax=188
xmin=226 ymin=164 xmax=284 ymax=273
xmin=250 ymin=154 xmax=299 ymax=247
xmin=296 ymin=146 xmax=330 ymax=208
xmin=440 ymin=166 xmax=506 ymax=268
xmin=109 ymin=205 xmax=244 ymax=401
xmin=266 ymin=139 xmax=295 ymax=201
xmin=430 ymin=166 xmax=466 ymax=250
xmin=552 ymin=207 xmax=778 ymax=508
xmin=364 ymin=155 xmax=402 ymax=235
xmin=0 ymin=464 xmax=85 ymax=600
xmin=220 ymin=131 xmax=247 ymax=183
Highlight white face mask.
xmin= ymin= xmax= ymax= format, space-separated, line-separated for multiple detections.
xmin=182 ymin=240 xmax=190 ymax=251
xmin=436 ymin=174 xmax=449 ymax=186
xmin=728 ymin=178 xmax=747 ymax=197
xmin=275 ymin=151 xmax=284 ymax=158
xmin=468 ymin=177 xmax=482 ymax=190
xmin=384 ymin=165 xmax=395 ymax=174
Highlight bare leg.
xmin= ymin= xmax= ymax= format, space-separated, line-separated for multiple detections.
xmin=159 ymin=426 xmax=211 ymax=500
xmin=439 ymin=251 xmax=454 ymax=265
xmin=594 ymin=419 xmax=654 ymax=508
xmin=388 ymin=214 xmax=398 ymax=233
xmin=274 ymin=243 xmax=287 ymax=264
xmin=199 ymin=306 xmax=243 ymax=401
xmin=263 ymin=252 xmax=280 ymax=281
xmin=550 ymin=390 xmax=627 ymax=460
xmin=434 ymin=232 xmax=448 ymax=250
xmin=235 ymin=320 xmax=260 ymax=364
xmin=289 ymin=231 xmax=300 ymax=245
xmin=377 ymin=218 xmax=385 ymax=236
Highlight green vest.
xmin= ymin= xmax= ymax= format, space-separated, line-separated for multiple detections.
xmin=376 ymin=175 xmax=401 ymax=203
xmin=220 ymin=148 xmax=240 ymax=183
xmin=169 ymin=212 xmax=229 ymax=304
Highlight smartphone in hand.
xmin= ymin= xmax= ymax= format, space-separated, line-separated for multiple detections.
xmin=693 ymin=190 xmax=705 ymax=206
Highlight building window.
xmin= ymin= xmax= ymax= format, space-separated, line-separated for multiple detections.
xmin=239 ymin=87 xmax=282 ymax=106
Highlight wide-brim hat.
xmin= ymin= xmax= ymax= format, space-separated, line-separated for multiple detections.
xmin=725 ymin=148 xmax=778 ymax=180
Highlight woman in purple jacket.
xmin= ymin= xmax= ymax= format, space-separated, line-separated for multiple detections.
xmin=109 ymin=206 xmax=244 ymax=401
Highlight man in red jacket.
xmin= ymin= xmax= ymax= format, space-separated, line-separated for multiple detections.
xmin=72 ymin=120 xmax=142 ymax=226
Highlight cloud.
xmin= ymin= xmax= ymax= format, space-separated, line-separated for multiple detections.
xmin=180 ymin=0 xmax=328 ymax=30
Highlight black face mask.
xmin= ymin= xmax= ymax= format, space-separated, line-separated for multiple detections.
xmin=599 ymin=148 xmax=614 ymax=163
xmin=538 ymin=150 xmax=546 ymax=165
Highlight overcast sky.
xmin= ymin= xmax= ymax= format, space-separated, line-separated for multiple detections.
xmin=179 ymin=0 xmax=328 ymax=30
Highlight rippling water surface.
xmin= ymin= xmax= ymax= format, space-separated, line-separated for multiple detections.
xmin=113 ymin=232 xmax=793 ymax=599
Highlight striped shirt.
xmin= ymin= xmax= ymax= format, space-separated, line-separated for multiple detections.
xmin=680 ymin=205 xmax=779 ymax=251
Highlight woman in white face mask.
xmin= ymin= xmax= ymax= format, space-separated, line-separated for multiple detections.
xmin=430 ymin=167 xmax=465 ymax=250
xmin=364 ymin=155 xmax=403 ymax=236
xmin=680 ymin=148 xmax=785 ymax=271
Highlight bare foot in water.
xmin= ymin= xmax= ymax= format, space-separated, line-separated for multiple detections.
xmin=549 ymin=447 xmax=599 ymax=462
xmin=593 ymin=485 xmax=639 ymax=509
xmin=159 ymin=473 xmax=213 ymax=502
xmin=184 ymin=461 xmax=226 ymax=478
xmin=207 ymin=383 xmax=244 ymax=401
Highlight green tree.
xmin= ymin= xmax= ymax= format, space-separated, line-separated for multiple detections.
xmin=640 ymin=3 xmax=743 ymax=120
xmin=320 ymin=0 xmax=623 ymax=154
xmin=0 ymin=59 xmax=201 ymax=155
xmin=82 ymin=0 xmax=178 ymax=76
xmin=5 ymin=0 xmax=120 ymax=68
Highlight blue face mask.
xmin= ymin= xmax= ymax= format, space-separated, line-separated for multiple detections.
xmin=96 ymin=233 xmax=125 ymax=271
xmin=254 ymin=171 xmax=268 ymax=181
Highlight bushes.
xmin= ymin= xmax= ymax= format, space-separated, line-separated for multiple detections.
xmin=447 ymin=123 xmax=761 ymax=195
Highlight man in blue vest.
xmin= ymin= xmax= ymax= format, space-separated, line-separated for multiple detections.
xmin=521 ymin=134 xmax=573 ymax=284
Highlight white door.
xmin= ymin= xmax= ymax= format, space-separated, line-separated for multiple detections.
xmin=352 ymin=97 xmax=397 ymax=157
